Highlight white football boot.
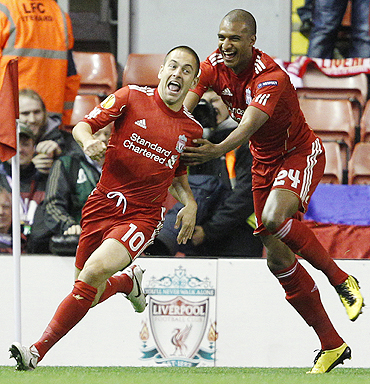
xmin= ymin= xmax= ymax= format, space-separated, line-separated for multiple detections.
xmin=9 ymin=342 xmax=39 ymax=371
xmin=123 ymin=264 xmax=147 ymax=313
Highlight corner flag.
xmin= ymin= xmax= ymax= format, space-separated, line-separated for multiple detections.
xmin=0 ymin=58 xmax=18 ymax=161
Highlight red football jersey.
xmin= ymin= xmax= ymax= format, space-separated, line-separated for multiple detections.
xmin=82 ymin=86 xmax=203 ymax=207
xmin=192 ymin=47 xmax=317 ymax=163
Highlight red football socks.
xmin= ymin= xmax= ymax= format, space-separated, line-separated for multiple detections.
xmin=97 ymin=272 xmax=134 ymax=304
xmin=273 ymin=218 xmax=348 ymax=286
xmin=274 ymin=260 xmax=344 ymax=350
xmin=33 ymin=280 xmax=97 ymax=361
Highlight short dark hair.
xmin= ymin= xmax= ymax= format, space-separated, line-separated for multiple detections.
xmin=165 ymin=45 xmax=200 ymax=77
xmin=223 ymin=9 xmax=257 ymax=35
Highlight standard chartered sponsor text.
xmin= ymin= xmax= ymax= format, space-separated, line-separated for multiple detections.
xmin=124 ymin=132 xmax=172 ymax=164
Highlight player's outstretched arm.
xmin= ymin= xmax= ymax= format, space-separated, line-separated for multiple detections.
xmin=182 ymin=106 xmax=269 ymax=165
xmin=169 ymin=174 xmax=197 ymax=244
xmin=72 ymin=121 xmax=107 ymax=161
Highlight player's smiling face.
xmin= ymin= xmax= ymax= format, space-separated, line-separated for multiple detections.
xmin=218 ymin=19 xmax=256 ymax=74
xmin=158 ymin=49 xmax=199 ymax=111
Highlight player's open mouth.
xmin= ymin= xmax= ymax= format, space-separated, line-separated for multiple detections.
xmin=222 ymin=51 xmax=236 ymax=61
xmin=168 ymin=81 xmax=181 ymax=93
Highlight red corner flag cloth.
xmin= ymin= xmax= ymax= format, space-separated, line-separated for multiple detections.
xmin=0 ymin=58 xmax=18 ymax=162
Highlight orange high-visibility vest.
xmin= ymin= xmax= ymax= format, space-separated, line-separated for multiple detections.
xmin=225 ymin=147 xmax=256 ymax=228
xmin=0 ymin=0 xmax=80 ymax=124
xmin=225 ymin=149 xmax=237 ymax=189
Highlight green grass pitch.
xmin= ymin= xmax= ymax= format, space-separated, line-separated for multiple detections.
xmin=0 ymin=367 xmax=370 ymax=384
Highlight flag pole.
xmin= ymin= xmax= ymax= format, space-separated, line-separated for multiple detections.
xmin=12 ymin=123 xmax=22 ymax=343
xmin=0 ymin=57 xmax=20 ymax=342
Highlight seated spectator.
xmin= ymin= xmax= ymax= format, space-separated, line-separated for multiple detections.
xmin=0 ymin=187 xmax=27 ymax=253
xmin=146 ymin=90 xmax=263 ymax=257
xmin=18 ymin=88 xmax=76 ymax=174
xmin=28 ymin=125 xmax=111 ymax=254
xmin=0 ymin=123 xmax=48 ymax=238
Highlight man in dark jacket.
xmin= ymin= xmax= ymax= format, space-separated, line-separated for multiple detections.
xmin=28 ymin=125 xmax=111 ymax=254
xmin=189 ymin=141 xmax=261 ymax=257
xmin=147 ymin=91 xmax=263 ymax=257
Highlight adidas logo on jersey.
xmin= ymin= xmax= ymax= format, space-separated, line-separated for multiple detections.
xmin=135 ymin=119 xmax=147 ymax=129
xmin=221 ymin=88 xmax=233 ymax=96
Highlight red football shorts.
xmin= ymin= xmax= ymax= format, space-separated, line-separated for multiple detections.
xmin=252 ymin=138 xmax=325 ymax=236
xmin=75 ymin=186 xmax=165 ymax=270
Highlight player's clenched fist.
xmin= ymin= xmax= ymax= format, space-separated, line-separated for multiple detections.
xmin=83 ymin=138 xmax=107 ymax=161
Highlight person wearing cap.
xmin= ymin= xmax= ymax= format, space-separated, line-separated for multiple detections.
xmin=0 ymin=122 xmax=48 ymax=238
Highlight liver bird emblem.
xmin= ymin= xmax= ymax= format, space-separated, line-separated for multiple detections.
xmin=171 ymin=325 xmax=192 ymax=356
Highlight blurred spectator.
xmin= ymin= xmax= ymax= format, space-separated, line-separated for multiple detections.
xmin=0 ymin=185 xmax=27 ymax=253
xmin=19 ymin=89 xmax=78 ymax=174
xmin=0 ymin=186 xmax=12 ymax=253
xmin=146 ymin=90 xmax=263 ymax=257
xmin=0 ymin=123 xmax=48 ymax=238
xmin=0 ymin=0 xmax=80 ymax=125
xmin=308 ymin=0 xmax=370 ymax=59
xmin=28 ymin=125 xmax=111 ymax=255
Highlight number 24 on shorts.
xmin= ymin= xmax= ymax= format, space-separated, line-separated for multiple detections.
xmin=273 ymin=169 xmax=301 ymax=189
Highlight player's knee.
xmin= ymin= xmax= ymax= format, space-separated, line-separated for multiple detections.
xmin=261 ymin=211 xmax=284 ymax=233
xmin=79 ymin=261 xmax=107 ymax=287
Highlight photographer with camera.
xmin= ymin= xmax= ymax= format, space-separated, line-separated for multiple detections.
xmin=147 ymin=89 xmax=263 ymax=257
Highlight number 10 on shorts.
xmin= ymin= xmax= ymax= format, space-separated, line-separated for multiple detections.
xmin=121 ymin=223 xmax=145 ymax=252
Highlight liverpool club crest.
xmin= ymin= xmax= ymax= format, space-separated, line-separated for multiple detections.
xmin=140 ymin=266 xmax=217 ymax=366
xmin=150 ymin=296 xmax=208 ymax=360
xmin=176 ymin=135 xmax=187 ymax=153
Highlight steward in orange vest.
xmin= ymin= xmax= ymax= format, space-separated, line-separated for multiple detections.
xmin=0 ymin=0 xmax=80 ymax=125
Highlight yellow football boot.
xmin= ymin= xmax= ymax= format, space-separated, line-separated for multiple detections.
xmin=335 ymin=275 xmax=364 ymax=321
xmin=307 ymin=343 xmax=351 ymax=374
